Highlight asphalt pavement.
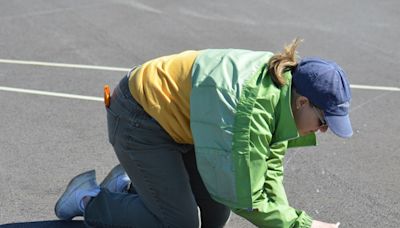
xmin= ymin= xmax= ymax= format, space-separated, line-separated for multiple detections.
xmin=1 ymin=0 xmax=399 ymax=227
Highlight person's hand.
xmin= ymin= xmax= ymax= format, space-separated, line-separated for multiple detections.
xmin=311 ymin=220 xmax=340 ymax=228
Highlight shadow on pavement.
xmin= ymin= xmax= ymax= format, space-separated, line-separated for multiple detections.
xmin=1 ymin=220 xmax=85 ymax=228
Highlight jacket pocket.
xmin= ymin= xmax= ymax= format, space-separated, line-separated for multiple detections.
xmin=106 ymin=106 xmax=120 ymax=146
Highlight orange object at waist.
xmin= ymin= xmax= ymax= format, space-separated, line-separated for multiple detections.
xmin=104 ymin=84 xmax=111 ymax=108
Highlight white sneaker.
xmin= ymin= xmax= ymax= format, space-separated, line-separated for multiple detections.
xmin=54 ymin=170 xmax=99 ymax=220
xmin=100 ymin=164 xmax=131 ymax=193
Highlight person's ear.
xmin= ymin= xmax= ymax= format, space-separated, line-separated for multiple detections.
xmin=295 ymin=96 xmax=310 ymax=110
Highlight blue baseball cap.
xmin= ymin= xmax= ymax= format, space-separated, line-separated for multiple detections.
xmin=292 ymin=58 xmax=353 ymax=138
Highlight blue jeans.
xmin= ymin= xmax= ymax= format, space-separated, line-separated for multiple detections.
xmin=84 ymin=75 xmax=231 ymax=227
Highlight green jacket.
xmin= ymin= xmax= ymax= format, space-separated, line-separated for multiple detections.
xmin=190 ymin=49 xmax=317 ymax=228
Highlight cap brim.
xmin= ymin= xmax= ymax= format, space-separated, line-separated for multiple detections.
xmin=324 ymin=114 xmax=353 ymax=138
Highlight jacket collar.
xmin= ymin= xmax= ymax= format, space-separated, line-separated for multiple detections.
xmin=271 ymin=71 xmax=317 ymax=148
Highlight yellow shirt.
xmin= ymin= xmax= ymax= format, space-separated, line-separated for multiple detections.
xmin=128 ymin=50 xmax=199 ymax=144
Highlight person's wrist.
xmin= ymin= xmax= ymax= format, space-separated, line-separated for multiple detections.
xmin=311 ymin=220 xmax=317 ymax=228
xmin=310 ymin=220 xmax=340 ymax=228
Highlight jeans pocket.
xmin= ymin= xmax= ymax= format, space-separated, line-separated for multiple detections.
xmin=106 ymin=107 xmax=120 ymax=146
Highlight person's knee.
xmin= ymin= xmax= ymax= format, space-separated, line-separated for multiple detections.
xmin=200 ymin=205 xmax=231 ymax=228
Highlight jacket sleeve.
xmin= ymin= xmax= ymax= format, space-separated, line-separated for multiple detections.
xmin=232 ymin=118 xmax=313 ymax=228
xmin=232 ymin=141 xmax=313 ymax=228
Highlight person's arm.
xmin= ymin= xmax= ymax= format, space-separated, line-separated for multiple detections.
xmin=231 ymin=92 xmax=313 ymax=227
xmin=232 ymin=141 xmax=313 ymax=228
xmin=264 ymin=141 xmax=292 ymax=205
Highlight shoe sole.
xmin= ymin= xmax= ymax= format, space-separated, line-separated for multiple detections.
xmin=99 ymin=165 xmax=126 ymax=189
xmin=54 ymin=170 xmax=96 ymax=220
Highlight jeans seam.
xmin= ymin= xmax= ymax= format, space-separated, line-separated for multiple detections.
xmin=134 ymin=160 xmax=170 ymax=227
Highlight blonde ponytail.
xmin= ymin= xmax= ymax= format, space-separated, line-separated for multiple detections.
xmin=268 ymin=38 xmax=302 ymax=87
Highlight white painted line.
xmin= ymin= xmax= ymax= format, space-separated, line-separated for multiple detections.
xmin=0 ymin=58 xmax=399 ymax=92
xmin=0 ymin=59 xmax=130 ymax=72
xmin=0 ymin=86 xmax=103 ymax=102
xmin=1 ymin=84 xmax=399 ymax=104
xmin=350 ymin=84 xmax=400 ymax=92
